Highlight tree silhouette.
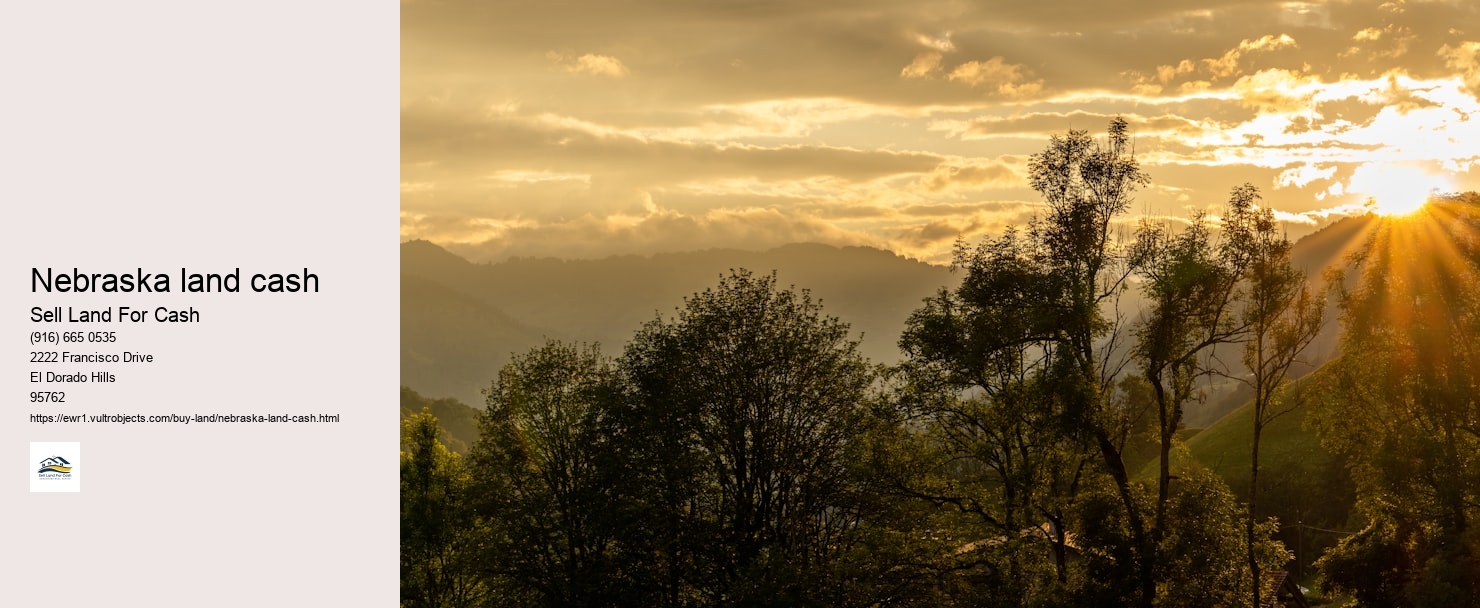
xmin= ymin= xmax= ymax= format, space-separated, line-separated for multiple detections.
xmin=617 ymin=269 xmax=876 ymax=606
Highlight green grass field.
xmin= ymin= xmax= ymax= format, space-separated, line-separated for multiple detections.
xmin=1135 ymin=367 xmax=1360 ymax=583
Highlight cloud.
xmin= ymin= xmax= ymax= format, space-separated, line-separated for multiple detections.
xmin=914 ymin=32 xmax=956 ymax=53
xmin=410 ymin=204 xmax=883 ymax=262
xmin=947 ymin=57 xmax=1044 ymax=97
xmin=549 ymin=52 xmax=629 ymax=77
xmin=1341 ymin=24 xmax=1414 ymax=60
xmin=1270 ymin=209 xmax=1318 ymax=225
xmin=892 ymin=204 xmax=1037 ymax=252
xmin=901 ymin=52 xmax=944 ymax=79
xmin=1242 ymin=33 xmax=1298 ymax=53
xmin=1440 ymin=41 xmax=1480 ymax=98
xmin=1275 ymin=163 xmax=1336 ymax=188
xmin=1228 ymin=68 xmax=1322 ymax=112
xmin=401 ymin=105 xmax=947 ymax=192
xmin=1208 ymin=34 xmax=1298 ymax=78
xmin=920 ymin=160 xmax=1021 ymax=191
xmin=403 ymin=0 xmax=1480 ymax=262
xmin=932 ymin=110 xmax=1210 ymax=140
xmin=1141 ymin=34 xmax=1298 ymax=85
xmin=898 ymin=201 xmax=1033 ymax=218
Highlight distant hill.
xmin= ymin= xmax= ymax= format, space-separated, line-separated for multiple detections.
xmin=401 ymin=240 xmax=957 ymax=407
xmin=400 ymin=212 xmax=1378 ymax=427
xmin=1178 ymin=213 xmax=1375 ymax=428
xmin=1150 ymin=196 xmax=1479 ymax=577
xmin=399 ymin=386 xmax=481 ymax=454
xmin=1136 ymin=364 xmax=1358 ymax=578
xmin=1282 ymin=212 xmax=1378 ymax=363
xmin=401 ymin=273 xmax=550 ymax=410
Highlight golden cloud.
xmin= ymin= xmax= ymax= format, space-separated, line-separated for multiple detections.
xmin=1140 ymin=34 xmax=1298 ymax=85
xmin=1441 ymin=41 xmax=1480 ymax=98
xmin=947 ymin=57 xmax=1044 ymax=98
xmin=920 ymin=160 xmax=1020 ymax=191
xmin=549 ymin=52 xmax=630 ymax=77
xmin=901 ymin=52 xmax=944 ymax=79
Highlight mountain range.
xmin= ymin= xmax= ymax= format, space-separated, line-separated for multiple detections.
xmin=402 ymin=214 xmax=1371 ymax=427
xmin=402 ymin=241 xmax=956 ymax=409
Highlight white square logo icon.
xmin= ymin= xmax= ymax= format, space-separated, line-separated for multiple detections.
xmin=30 ymin=442 xmax=80 ymax=492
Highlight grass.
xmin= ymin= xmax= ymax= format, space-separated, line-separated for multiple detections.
xmin=1181 ymin=375 xmax=1335 ymax=494
xmin=1133 ymin=366 xmax=1359 ymax=585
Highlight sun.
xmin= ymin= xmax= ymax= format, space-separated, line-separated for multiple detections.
xmin=1369 ymin=193 xmax=1429 ymax=217
xmin=1352 ymin=164 xmax=1449 ymax=217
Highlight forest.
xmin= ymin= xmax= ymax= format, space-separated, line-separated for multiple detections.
xmin=401 ymin=119 xmax=1480 ymax=608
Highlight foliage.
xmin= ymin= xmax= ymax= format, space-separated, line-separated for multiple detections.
xmin=402 ymin=409 xmax=491 ymax=608
xmin=1312 ymin=195 xmax=1480 ymax=606
xmin=469 ymin=341 xmax=622 ymax=607
xmin=1153 ymin=464 xmax=1291 ymax=608
xmin=447 ymin=272 xmax=889 ymax=607
xmin=401 ymin=386 xmax=481 ymax=454
xmin=892 ymin=117 xmax=1155 ymax=605
xmin=1224 ymin=183 xmax=1327 ymax=607
xmin=616 ymin=269 xmax=878 ymax=607
xmin=872 ymin=365 xmax=1082 ymax=606
xmin=894 ymin=119 xmax=1286 ymax=608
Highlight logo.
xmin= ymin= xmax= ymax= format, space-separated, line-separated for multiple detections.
xmin=30 ymin=442 xmax=81 ymax=492
xmin=37 ymin=456 xmax=73 ymax=477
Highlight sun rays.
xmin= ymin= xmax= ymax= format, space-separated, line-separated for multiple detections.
xmin=1352 ymin=164 xmax=1452 ymax=217
xmin=1347 ymin=195 xmax=1480 ymax=350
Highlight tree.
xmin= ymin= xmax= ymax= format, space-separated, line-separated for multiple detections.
xmin=469 ymin=340 xmax=622 ymax=607
xmin=1152 ymin=464 xmax=1291 ymax=608
xmin=893 ymin=274 xmax=1094 ymax=605
xmin=402 ymin=409 xmax=490 ymax=608
xmin=1313 ymin=194 xmax=1480 ymax=606
xmin=1128 ymin=187 xmax=1284 ymax=603
xmin=1220 ymin=184 xmax=1324 ymax=608
xmin=900 ymin=119 xmax=1294 ymax=607
xmin=1124 ymin=184 xmax=1331 ymax=608
xmin=1023 ymin=120 xmax=1158 ymax=606
xmin=617 ymin=269 xmax=877 ymax=607
xmin=1129 ymin=210 xmax=1239 ymax=530
xmin=875 ymin=362 xmax=1083 ymax=605
xmin=900 ymin=117 xmax=1160 ymax=605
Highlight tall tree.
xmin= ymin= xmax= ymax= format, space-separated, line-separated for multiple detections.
xmin=618 ymin=269 xmax=877 ymax=607
xmin=1129 ymin=211 xmax=1237 ymax=525
xmin=894 ymin=244 xmax=1097 ymax=604
xmin=1127 ymin=184 xmax=1329 ymax=608
xmin=402 ymin=409 xmax=490 ymax=608
xmin=1313 ymin=194 xmax=1480 ymax=606
xmin=901 ymin=120 xmax=1295 ymax=607
xmin=902 ymin=118 xmax=1160 ymax=605
xmin=470 ymin=340 xmax=622 ymax=607
xmin=1221 ymin=184 xmax=1324 ymax=608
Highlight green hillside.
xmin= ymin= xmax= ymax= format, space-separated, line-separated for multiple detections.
xmin=399 ymin=386 xmax=482 ymax=454
xmin=1183 ymin=379 xmax=1325 ymax=485
xmin=1139 ymin=367 xmax=1358 ymax=579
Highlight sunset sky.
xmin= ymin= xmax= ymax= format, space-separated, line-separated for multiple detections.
xmin=402 ymin=0 xmax=1480 ymax=263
